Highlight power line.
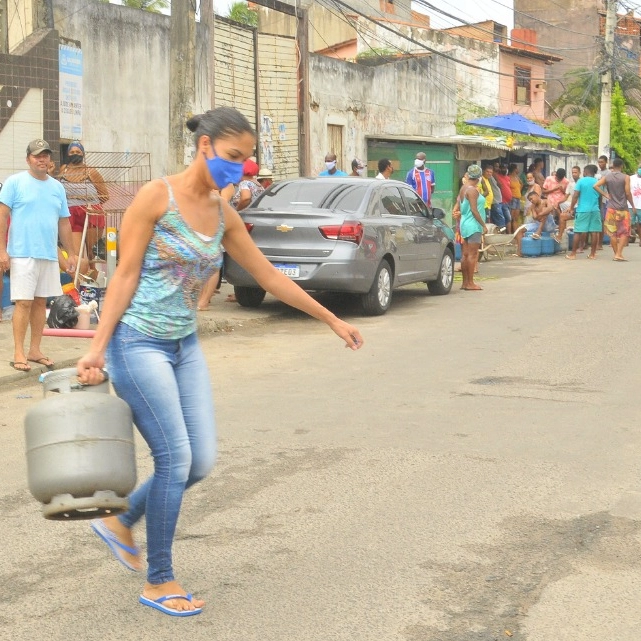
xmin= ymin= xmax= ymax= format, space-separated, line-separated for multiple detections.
xmin=316 ymin=0 xmax=563 ymax=123
xmin=319 ymin=0 xmax=593 ymax=83
xmin=500 ymin=0 xmax=606 ymax=37
xmin=414 ymin=0 xmax=600 ymax=53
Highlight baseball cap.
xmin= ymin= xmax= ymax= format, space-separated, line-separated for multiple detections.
xmin=257 ymin=167 xmax=273 ymax=179
xmin=27 ymin=139 xmax=52 ymax=156
xmin=243 ymin=159 xmax=259 ymax=177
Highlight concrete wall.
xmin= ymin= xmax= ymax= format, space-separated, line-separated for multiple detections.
xmin=514 ymin=0 xmax=602 ymax=105
xmin=51 ymin=1 xmax=297 ymax=180
xmin=309 ymin=54 xmax=457 ymax=176
xmin=256 ymin=33 xmax=299 ymax=178
xmin=0 ymin=29 xmax=61 ymax=181
xmin=256 ymin=3 xmax=354 ymax=53
xmin=360 ymin=21 xmax=500 ymax=114
xmin=257 ymin=1 xmax=417 ymax=53
xmin=53 ymin=0 xmax=170 ymax=178
xmin=7 ymin=0 xmax=34 ymax=51
xmin=212 ymin=18 xmax=257 ymax=130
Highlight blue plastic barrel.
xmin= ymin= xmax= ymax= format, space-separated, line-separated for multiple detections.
xmin=521 ymin=235 xmax=542 ymax=257
xmin=540 ymin=233 xmax=555 ymax=256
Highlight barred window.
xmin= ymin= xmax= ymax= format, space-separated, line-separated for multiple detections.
xmin=515 ymin=66 xmax=531 ymax=105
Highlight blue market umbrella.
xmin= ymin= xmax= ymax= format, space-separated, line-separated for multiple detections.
xmin=465 ymin=112 xmax=560 ymax=140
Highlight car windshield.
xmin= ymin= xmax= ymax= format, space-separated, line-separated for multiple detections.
xmin=252 ymin=182 xmax=368 ymax=212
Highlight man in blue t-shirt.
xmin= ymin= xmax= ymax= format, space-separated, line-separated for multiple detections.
xmin=0 ymin=138 xmax=77 ymax=372
xmin=318 ymin=153 xmax=348 ymax=177
xmin=566 ymin=164 xmax=601 ymax=260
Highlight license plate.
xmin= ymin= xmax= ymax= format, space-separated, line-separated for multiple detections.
xmin=274 ymin=263 xmax=300 ymax=277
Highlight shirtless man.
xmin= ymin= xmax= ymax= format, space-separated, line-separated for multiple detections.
xmin=515 ymin=191 xmax=557 ymax=255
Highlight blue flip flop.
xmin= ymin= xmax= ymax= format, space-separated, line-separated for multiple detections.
xmin=90 ymin=519 xmax=141 ymax=572
xmin=139 ymin=593 xmax=203 ymax=617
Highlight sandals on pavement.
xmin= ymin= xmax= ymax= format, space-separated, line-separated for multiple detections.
xmin=9 ymin=361 xmax=31 ymax=372
xmin=90 ymin=519 xmax=141 ymax=572
xmin=139 ymin=593 xmax=203 ymax=617
xmin=28 ymin=356 xmax=54 ymax=370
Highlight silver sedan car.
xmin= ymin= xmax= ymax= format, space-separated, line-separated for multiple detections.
xmin=225 ymin=177 xmax=455 ymax=315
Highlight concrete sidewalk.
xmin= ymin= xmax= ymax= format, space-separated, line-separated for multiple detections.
xmin=0 ymin=282 xmax=285 ymax=388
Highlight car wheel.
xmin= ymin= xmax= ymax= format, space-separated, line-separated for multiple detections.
xmin=361 ymin=259 xmax=392 ymax=315
xmin=234 ymin=286 xmax=266 ymax=308
xmin=427 ymin=248 xmax=454 ymax=295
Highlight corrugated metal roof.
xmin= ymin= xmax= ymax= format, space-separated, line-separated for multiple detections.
xmin=366 ymin=133 xmax=510 ymax=151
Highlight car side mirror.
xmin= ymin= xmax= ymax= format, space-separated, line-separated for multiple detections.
xmin=432 ymin=207 xmax=446 ymax=220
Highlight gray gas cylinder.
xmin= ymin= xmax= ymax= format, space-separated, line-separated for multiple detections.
xmin=25 ymin=368 xmax=136 ymax=520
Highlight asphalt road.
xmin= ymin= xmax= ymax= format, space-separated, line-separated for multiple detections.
xmin=1 ymin=250 xmax=641 ymax=641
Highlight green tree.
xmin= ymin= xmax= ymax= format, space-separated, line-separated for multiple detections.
xmin=228 ymin=1 xmax=258 ymax=27
xmin=551 ymin=68 xmax=641 ymax=122
xmin=548 ymin=112 xmax=599 ymax=153
xmin=610 ymin=82 xmax=641 ymax=173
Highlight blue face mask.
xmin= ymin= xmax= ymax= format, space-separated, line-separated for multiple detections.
xmin=204 ymin=151 xmax=244 ymax=189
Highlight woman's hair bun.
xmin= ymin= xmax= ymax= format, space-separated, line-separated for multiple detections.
xmin=186 ymin=114 xmax=202 ymax=133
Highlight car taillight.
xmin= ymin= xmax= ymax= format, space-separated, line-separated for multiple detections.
xmin=319 ymin=221 xmax=363 ymax=245
xmin=244 ymin=222 xmax=254 ymax=233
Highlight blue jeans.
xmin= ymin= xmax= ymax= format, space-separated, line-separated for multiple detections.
xmin=490 ymin=203 xmax=510 ymax=228
xmin=107 ymin=322 xmax=217 ymax=584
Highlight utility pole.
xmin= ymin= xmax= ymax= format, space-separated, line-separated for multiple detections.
xmin=202 ymin=0 xmax=216 ymax=109
xmin=168 ymin=1 xmax=196 ymax=174
xmin=598 ymin=0 xmax=617 ymax=159
xmin=0 ymin=0 xmax=8 ymax=53
xmin=296 ymin=4 xmax=311 ymax=176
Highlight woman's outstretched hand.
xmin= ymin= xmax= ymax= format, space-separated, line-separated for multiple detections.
xmin=330 ymin=319 xmax=364 ymax=350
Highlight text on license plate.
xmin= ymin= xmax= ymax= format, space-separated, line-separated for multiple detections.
xmin=274 ymin=263 xmax=300 ymax=277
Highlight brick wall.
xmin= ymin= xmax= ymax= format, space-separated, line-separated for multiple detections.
xmin=0 ymin=29 xmax=60 ymax=181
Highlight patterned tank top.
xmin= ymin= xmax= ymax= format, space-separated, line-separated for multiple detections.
xmin=121 ymin=178 xmax=225 ymax=339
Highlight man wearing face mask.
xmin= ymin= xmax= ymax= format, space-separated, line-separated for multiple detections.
xmin=319 ymin=153 xmax=348 ymax=177
xmin=405 ymin=152 xmax=435 ymax=206
xmin=349 ymin=158 xmax=365 ymax=177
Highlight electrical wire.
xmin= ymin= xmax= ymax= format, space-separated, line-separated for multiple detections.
xmin=413 ymin=0 xmax=601 ymax=53
xmin=315 ymin=1 xmax=551 ymax=121
xmin=500 ymin=0 xmax=607 ymax=38
xmin=319 ymin=0 xmax=594 ymax=83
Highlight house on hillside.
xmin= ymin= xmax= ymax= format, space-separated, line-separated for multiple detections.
xmin=514 ymin=0 xmax=641 ymax=109
xmin=443 ymin=22 xmax=561 ymax=121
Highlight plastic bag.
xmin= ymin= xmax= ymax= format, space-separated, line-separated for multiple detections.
xmin=47 ymin=295 xmax=79 ymax=329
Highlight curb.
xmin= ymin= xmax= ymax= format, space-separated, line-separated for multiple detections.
xmin=0 ymin=313 xmax=274 ymax=390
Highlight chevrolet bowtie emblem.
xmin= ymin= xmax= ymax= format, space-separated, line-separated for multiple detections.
xmin=276 ymin=224 xmax=294 ymax=232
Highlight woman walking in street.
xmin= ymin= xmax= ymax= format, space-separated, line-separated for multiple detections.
xmin=77 ymin=107 xmax=364 ymax=617
xmin=457 ymin=164 xmax=487 ymax=291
